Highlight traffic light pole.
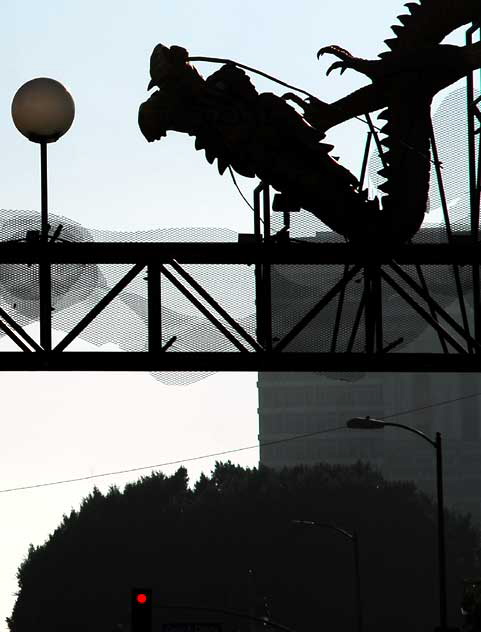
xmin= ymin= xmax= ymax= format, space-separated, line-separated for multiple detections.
xmin=436 ymin=432 xmax=447 ymax=631
xmin=131 ymin=588 xmax=152 ymax=632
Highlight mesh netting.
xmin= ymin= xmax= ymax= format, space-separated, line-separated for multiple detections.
xmin=0 ymin=212 xmax=255 ymax=385
xmin=0 ymin=84 xmax=477 ymax=385
xmin=268 ymin=84 xmax=479 ymax=380
xmin=368 ymin=84 xmax=480 ymax=241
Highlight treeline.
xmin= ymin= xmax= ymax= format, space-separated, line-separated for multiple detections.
xmin=7 ymin=461 xmax=481 ymax=632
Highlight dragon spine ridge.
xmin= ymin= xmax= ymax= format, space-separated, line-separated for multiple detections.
xmin=382 ymin=0 xmax=479 ymax=57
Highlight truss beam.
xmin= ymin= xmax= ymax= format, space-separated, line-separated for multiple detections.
xmin=0 ymin=240 xmax=480 ymax=371
xmin=0 ymin=241 xmax=480 ymax=265
xmin=0 ymin=351 xmax=479 ymax=372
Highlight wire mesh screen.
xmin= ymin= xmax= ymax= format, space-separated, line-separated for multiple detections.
xmin=0 ymin=211 xmax=255 ymax=384
xmin=0 ymin=82 xmax=478 ymax=384
xmin=269 ymin=259 xmax=475 ymax=378
xmin=368 ymin=83 xmax=480 ymax=241
xmin=270 ymin=84 xmax=480 ymax=242
xmin=267 ymin=82 xmax=479 ymax=380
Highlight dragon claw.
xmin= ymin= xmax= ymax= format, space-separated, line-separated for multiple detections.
xmin=326 ymin=61 xmax=347 ymax=76
xmin=317 ymin=44 xmax=378 ymax=80
xmin=317 ymin=45 xmax=353 ymax=61
xmin=316 ymin=46 xmax=329 ymax=59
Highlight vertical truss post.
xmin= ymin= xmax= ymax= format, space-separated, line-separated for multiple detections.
xmin=254 ymin=183 xmax=265 ymax=347
xmin=262 ymin=184 xmax=273 ymax=351
xmin=467 ymin=24 xmax=481 ymax=345
xmin=430 ymin=126 xmax=473 ymax=352
xmin=147 ymin=263 xmax=161 ymax=353
xmin=263 ymin=184 xmax=271 ymax=240
xmin=253 ymin=183 xmax=273 ymax=351
xmin=39 ymin=141 xmax=52 ymax=352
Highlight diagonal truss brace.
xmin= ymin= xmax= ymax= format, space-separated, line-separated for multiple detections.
xmin=159 ymin=263 xmax=251 ymax=353
xmin=168 ymin=259 xmax=262 ymax=352
xmin=54 ymin=263 xmax=146 ymax=351
xmin=388 ymin=261 xmax=481 ymax=353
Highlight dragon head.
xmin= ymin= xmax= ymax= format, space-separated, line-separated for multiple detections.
xmin=139 ymin=43 xmax=206 ymax=142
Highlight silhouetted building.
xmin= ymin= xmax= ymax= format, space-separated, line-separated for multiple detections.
xmin=258 ymin=309 xmax=481 ymax=523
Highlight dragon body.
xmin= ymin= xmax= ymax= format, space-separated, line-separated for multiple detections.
xmin=139 ymin=1 xmax=481 ymax=246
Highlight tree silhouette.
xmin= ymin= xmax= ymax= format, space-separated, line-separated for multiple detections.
xmin=7 ymin=462 xmax=481 ymax=632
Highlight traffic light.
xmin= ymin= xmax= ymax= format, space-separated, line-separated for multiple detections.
xmin=131 ymin=588 xmax=152 ymax=632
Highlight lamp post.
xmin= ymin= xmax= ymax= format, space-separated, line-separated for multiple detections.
xmin=292 ymin=519 xmax=363 ymax=632
xmin=346 ymin=416 xmax=447 ymax=631
xmin=11 ymin=78 xmax=75 ymax=351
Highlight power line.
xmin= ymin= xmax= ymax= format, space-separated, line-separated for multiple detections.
xmin=0 ymin=425 xmax=346 ymax=494
xmin=2 ymin=389 xmax=481 ymax=494
xmin=380 ymin=390 xmax=481 ymax=421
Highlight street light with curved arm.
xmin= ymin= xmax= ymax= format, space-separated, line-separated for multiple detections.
xmin=346 ymin=416 xmax=447 ymax=632
xmin=291 ymin=519 xmax=363 ymax=632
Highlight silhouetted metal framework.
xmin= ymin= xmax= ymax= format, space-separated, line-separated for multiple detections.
xmin=0 ymin=27 xmax=479 ymax=374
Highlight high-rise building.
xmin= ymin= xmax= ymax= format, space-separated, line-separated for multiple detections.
xmin=258 ymin=368 xmax=481 ymax=522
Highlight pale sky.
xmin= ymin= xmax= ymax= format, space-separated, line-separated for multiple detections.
xmin=0 ymin=1 xmax=475 ymax=628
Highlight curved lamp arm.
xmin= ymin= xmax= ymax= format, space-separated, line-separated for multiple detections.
xmin=380 ymin=421 xmax=436 ymax=448
xmin=347 ymin=416 xmax=436 ymax=448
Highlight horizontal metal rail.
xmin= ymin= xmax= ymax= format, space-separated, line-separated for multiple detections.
xmin=0 ymin=351 xmax=479 ymax=372
xmin=0 ymin=241 xmax=480 ymax=264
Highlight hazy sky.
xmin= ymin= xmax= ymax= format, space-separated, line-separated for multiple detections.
xmin=0 ymin=1 xmax=475 ymax=629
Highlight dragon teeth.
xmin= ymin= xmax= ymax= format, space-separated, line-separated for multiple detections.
xmin=217 ymin=157 xmax=229 ymax=175
xmin=205 ymin=148 xmax=216 ymax=164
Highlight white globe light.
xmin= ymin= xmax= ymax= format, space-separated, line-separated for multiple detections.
xmin=11 ymin=78 xmax=75 ymax=143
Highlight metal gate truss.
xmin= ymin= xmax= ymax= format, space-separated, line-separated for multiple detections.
xmin=0 ymin=240 xmax=480 ymax=372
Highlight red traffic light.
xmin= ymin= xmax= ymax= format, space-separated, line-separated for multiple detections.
xmin=131 ymin=588 xmax=152 ymax=632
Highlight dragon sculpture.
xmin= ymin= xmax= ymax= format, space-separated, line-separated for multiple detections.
xmin=138 ymin=0 xmax=481 ymax=246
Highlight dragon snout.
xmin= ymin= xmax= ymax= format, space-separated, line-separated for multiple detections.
xmin=138 ymin=97 xmax=167 ymax=142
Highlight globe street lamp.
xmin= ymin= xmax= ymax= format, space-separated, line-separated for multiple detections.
xmin=346 ymin=416 xmax=447 ymax=631
xmin=292 ymin=519 xmax=363 ymax=632
xmin=11 ymin=78 xmax=75 ymax=351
